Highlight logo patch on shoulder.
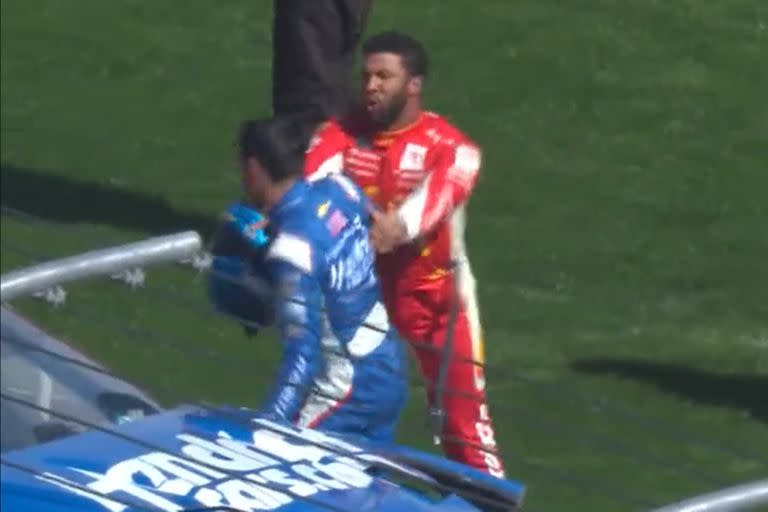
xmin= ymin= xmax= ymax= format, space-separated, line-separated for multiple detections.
xmin=400 ymin=143 xmax=428 ymax=171
xmin=317 ymin=200 xmax=331 ymax=218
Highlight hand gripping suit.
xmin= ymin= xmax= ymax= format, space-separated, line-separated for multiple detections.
xmin=209 ymin=177 xmax=408 ymax=444
xmin=304 ymin=113 xmax=506 ymax=477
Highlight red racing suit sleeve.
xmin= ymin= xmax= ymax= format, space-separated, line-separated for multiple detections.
xmin=303 ymin=120 xmax=350 ymax=182
xmin=396 ymin=141 xmax=482 ymax=241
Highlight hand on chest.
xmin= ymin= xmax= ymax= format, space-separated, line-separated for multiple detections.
xmin=343 ymin=141 xmax=430 ymax=207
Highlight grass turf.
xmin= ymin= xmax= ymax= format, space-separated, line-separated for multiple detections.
xmin=2 ymin=0 xmax=767 ymax=510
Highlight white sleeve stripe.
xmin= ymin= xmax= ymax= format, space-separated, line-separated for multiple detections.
xmin=397 ymin=175 xmax=431 ymax=241
xmin=306 ymin=152 xmax=343 ymax=182
xmin=346 ymin=301 xmax=389 ymax=357
xmin=266 ymin=233 xmax=313 ymax=273
xmin=455 ymin=144 xmax=481 ymax=174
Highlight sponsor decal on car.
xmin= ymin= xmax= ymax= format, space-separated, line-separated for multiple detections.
xmin=36 ymin=419 xmax=377 ymax=512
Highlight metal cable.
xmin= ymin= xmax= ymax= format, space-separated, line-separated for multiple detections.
xmin=3 ymin=204 xmax=765 ymax=507
xmin=3 ymin=205 xmax=762 ymax=460
xmin=431 ymin=259 xmax=462 ymax=445
xmin=0 ymin=242 xmax=721 ymax=508
xmin=0 ymin=245 xmax=755 ymax=489
xmin=2 ymin=232 xmax=763 ymax=470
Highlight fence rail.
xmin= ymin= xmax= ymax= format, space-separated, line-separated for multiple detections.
xmin=0 ymin=231 xmax=202 ymax=301
xmin=651 ymin=479 xmax=768 ymax=512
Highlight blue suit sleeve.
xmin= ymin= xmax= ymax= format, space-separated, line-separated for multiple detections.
xmin=327 ymin=172 xmax=377 ymax=226
xmin=259 ymin=236 xmax=324 ymax=422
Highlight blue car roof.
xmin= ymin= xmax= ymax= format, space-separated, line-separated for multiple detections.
xmin=2 ymin=404 xmax=524 ymax=511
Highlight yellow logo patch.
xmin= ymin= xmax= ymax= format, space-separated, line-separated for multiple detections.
xmin=316 ymin=201 xmax=331 ymax=218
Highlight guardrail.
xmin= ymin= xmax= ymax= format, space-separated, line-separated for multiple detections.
xmin=0 ymin=231 xmax=203 ymax=302
xmin=651 ymin=479 xmax=768 ymax=512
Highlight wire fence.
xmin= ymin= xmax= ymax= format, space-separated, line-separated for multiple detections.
xmin=1 ymin=204 xmax=766 ymax=512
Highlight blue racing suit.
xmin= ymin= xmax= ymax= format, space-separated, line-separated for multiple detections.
xmin=210 ymin=175 xmax=408 ymax=443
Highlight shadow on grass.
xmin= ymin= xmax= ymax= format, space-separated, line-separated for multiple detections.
xmin=1 ymin=162 xmax=218 ymax=238
xmin=571 ymin=358 xmax=768 ymax=424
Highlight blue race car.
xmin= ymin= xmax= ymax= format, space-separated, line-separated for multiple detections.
xmin=0 ymin=305 xmax=525 ymax=512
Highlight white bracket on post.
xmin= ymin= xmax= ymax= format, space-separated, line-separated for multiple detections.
xmin=180 ymin=252 xmax=213 ymax=272
xmin=110 ymin=267 xmax=146 ymax=288
xmin=31 ymin=286 xmax=67 ymax=307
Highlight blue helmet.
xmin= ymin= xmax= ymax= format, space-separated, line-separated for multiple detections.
xmin=207 ymin=203 xmax=275 ymax=333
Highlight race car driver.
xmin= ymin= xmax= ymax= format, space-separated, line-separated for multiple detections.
xmin=303 ymin=31 xmax=506 ymax=477
xmin=208 ymin=117 xmax=408 ymax=443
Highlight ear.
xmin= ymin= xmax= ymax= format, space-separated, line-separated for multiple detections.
xmin=408 ymin=76 xmax=423 ymax=96
xmin=241 ymin=157 xmax=258 ymax=186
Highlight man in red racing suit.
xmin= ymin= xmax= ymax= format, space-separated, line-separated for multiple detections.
xmin=303 ymin=30 xmax=506 ymax=478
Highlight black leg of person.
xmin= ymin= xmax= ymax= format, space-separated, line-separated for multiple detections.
xmin=272 ymin=0 xmax=373 ymax=139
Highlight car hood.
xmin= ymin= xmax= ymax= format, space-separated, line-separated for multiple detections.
xmin=1 ymin=404 xmax=523 ymax=511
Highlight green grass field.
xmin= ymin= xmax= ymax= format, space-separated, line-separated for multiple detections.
xmin=2 ymin=1 xmax=767 ymax=510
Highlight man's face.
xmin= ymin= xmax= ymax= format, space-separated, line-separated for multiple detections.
xmin=362 ymin=52 xmax=412 ymax=129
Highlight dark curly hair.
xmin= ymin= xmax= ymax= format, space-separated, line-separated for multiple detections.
xmin=237 ymin=117 xmax=310 ymax=182
xmin=362 ymin=30 xmax=429 ymax=78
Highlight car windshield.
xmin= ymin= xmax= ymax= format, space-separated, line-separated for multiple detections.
xmin=1 ymin=307 xmax=161 ymax=453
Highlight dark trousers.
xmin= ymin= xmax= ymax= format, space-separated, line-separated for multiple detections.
xmin=272 ymin=0 xmax=373 ymax=132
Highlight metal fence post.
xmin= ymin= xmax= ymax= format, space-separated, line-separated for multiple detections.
xmin=651 ymin=479 xmax=768 ymax=512
xmin=1 ymin=231 xmax=202 ymax=302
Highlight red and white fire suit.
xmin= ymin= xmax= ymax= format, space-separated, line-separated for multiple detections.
xmin=304 ymin=112 xmax=506 ymax=477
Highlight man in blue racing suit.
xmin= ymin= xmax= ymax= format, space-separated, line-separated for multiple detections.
xmin=209 ymin=117 xmax=408 ymax=443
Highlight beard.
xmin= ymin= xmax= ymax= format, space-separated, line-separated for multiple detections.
xmin=368 ymin=89 xmax=408 ymax=130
